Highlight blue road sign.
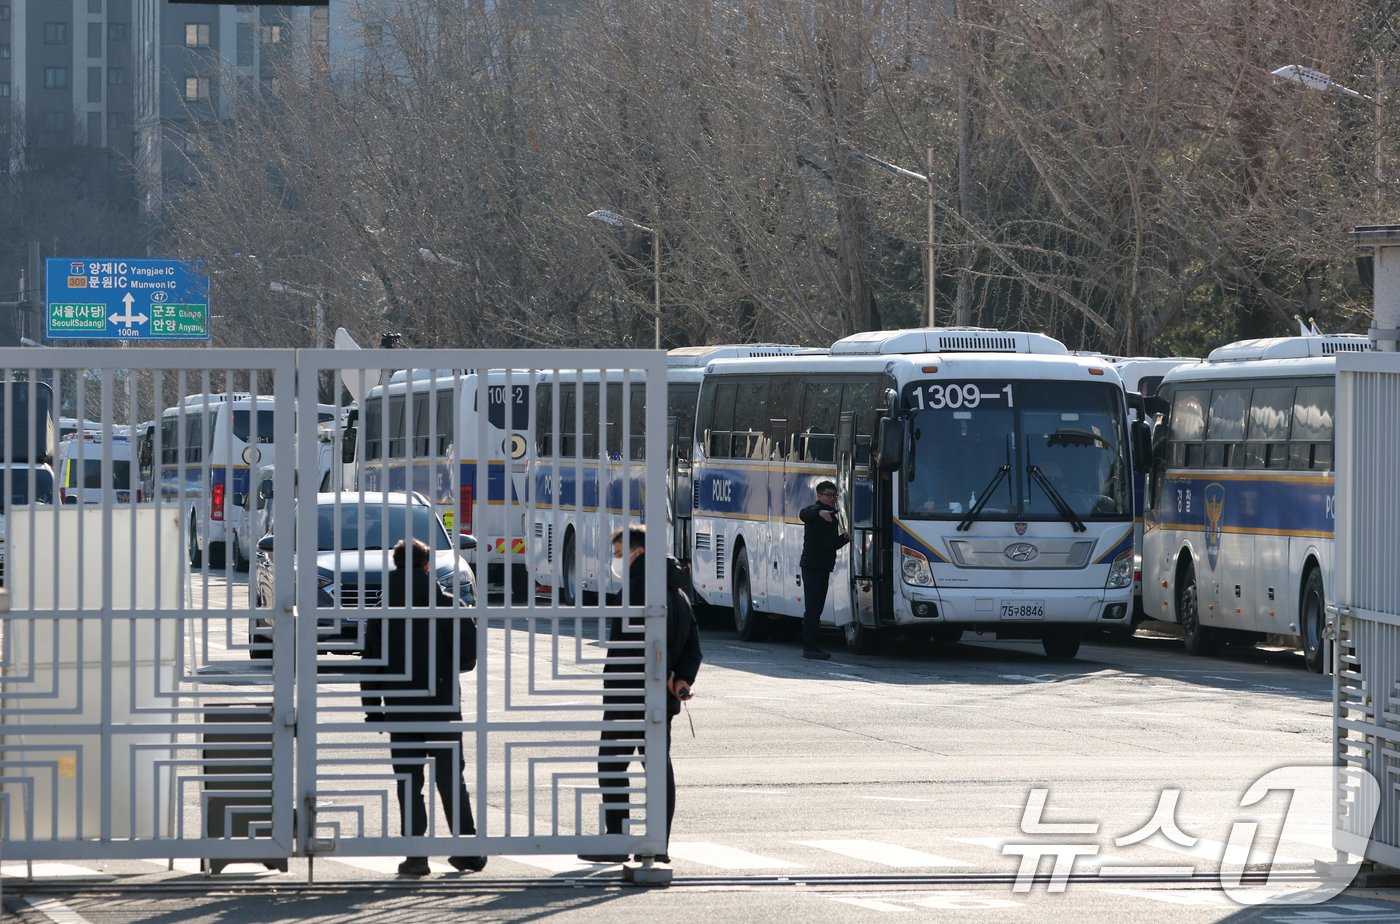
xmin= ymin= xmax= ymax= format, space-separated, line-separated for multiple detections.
xmin=45 ymin=258 xmax=211 ymax=340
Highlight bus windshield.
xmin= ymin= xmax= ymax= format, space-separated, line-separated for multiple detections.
xmin=902 ymin=379 xmax=1128 ymax=521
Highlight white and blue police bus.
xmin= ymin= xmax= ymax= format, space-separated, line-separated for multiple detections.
xmin=526 ymin=345 xmax=815 ymax=604
xmin=1141 ymin=334 xmax=1370 ymax=672
xmin=358 ymin=368 xmax=532 ymax=598
xmin=687 ymin=328 xmax=1148 ymax=659
xmin=144 ymin=393 xmax=336 ymax=570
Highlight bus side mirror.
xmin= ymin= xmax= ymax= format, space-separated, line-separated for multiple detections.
xmin=232 ymin=492 xmax=247 ymax=509
xmin=259 ymin=481 xmax=274 ymax=501
xmin=875 ymin=417 xmax=903 ymax=472
xmin=341 ymin=427 xmax=357 ymax=463
xmin=1131 ymin=420 xmax=1151 ymax=474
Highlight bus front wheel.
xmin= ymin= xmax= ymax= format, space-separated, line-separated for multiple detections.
xmin=1042 ymin=626 xmax=1082 ymax=660
xmin=1177 ymin=559 xmax=1214 ymax=656
xmin=1300 ymin=567 xmax=1326 ymax=674
xmin=188 ymin=513 xmax=202 ymax=568
xmin=843 ymin=619 xmax=879 ymax=654
xmin=732 ymin=548 xmax=766 ymax=641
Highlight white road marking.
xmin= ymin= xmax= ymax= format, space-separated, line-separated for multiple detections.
xmin=22 ymin=897 xmax=94 ymax=924
xmin=0 ymin=863 xmax=109 ymax=879
xmin=793 ymin=839 xmax=974 ymax=868
xmin=668 ymin=841 xmax=803 ymax=869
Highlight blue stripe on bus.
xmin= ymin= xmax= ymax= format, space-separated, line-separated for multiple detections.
xmin=1151 ymin=472 xmax=1334 ymax=538
xmin=1093 ymin=527 xmax=1134 ymax=564
xmin=892 ymin=519 xmax=949 ymax=563
xmin=692 ymin=464 xmax=873 ymax=522
xmin=531 ymin=464 xmax=646 ymax=516
xmin=364 ymin=459 xmax=519 ymax=504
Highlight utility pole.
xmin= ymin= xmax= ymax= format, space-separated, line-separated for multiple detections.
xmin=0 ymin=243 xmax=42 ymax=346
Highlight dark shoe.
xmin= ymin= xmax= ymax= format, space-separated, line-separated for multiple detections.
xmin=449 ymin=855 xmax=487 ymax=873
xmin=577 ymin=853 xmax=629 ymax=864
xmin=633 ymin=853 xmax=671 ymax=864
xmin=803 ymin=648 xmax=832 ymax=660
xmin=397 ymin=857 xmax=431 ymax=876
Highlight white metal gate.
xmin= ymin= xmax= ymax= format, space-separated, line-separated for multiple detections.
xmin=1330 ymin=350 xmax=1400 ymax=868
xmin=0 ymin=347 xmax=672 ymax=878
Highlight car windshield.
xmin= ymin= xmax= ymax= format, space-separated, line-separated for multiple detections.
xmin=314 ymin=501 xmax=451 ymax=552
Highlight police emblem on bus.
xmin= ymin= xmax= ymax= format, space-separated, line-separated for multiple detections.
xmin=1204 ymin=482 xmax=1226 ymax=570
xmin=1014 ymin=522 xmax=1028 ymax=536
xmin=1005 ymin=542 xmax=1039 ymax=562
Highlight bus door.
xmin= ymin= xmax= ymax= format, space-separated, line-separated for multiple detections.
xmin=667 ymin=415 xmax=693 ymax=566
xmin=837 ymin=413 xmax=877 ymax=629
xmin=770 ymin=417 xmax=800 ymax=618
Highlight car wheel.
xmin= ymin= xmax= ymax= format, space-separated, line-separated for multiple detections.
xmin=732 ymin=547 xmax=766 ymax=641
xmin=232 ymin=533 xmax=249 ymax=573
xmin=1301 ymin=567 xmax=1326 ymax=673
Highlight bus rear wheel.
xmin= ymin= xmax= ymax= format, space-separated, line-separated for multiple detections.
xmin=732 ymin=548 xmax=766 ymax=641
xmin=1300 ymin=567 xmax=1326 ymax=673
xmin=560 ymin=531 xmax=578 ymax=606
xmin=188 ymin=513 xmax=202 ymax=568
xmin=1041 ymin=626 xmax=1082 ymax=660
xmin=1177 ymin=559 xmax=1214 ymax=656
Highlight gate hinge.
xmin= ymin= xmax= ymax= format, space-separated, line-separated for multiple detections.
xmin=278 ymin=706 xmax=297 ymax=728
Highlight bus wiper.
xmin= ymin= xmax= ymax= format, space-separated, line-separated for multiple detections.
xmin=1028 ymin=464 xmax=1086 ymax=533
xmin=956 ymin=464 xmax=1010 ymax=532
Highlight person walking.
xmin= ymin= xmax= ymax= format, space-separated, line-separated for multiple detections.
xmin=361 ymin=538 xmax=486 ymax=876
xmin=578 ymin=524 xmax=703 ymax=865
xmin=799 ymin=480 xmax=849 ymax=660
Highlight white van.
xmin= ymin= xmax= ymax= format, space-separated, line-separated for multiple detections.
xmin=0 ymin=462 xmax=56 ymax=585
xmin=56 ymin=432 xmax=134 ymax=505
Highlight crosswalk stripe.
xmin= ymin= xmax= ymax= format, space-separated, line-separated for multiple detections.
xmin=0 ymin=863 xmax=111 ymax=880
xmin=668 ymin=841 xmax=803 ymax=869
xmin=793 ymin=839 xmax=974 ymax=868
xmin=22 ymin=897 xmax=94 ymax=924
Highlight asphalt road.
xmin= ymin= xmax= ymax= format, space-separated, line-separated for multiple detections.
xmin=4 ymin=570 xmax=1395 ymax=923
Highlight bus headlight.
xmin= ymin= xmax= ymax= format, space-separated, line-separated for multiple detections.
xmin=1105 ymin=550 xmax=1133 ymax=590
xmin=900 ymin=545 xmax=934 ymax=586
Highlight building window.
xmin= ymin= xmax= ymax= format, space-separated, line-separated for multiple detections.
xmin=185 ymin=23 xmax=210 ymax=47
xmin=184 ymin=76 xmax=210 ymax=101
xmin=87 ymin=66 xmax=102 ymax=103
xmin=0 ymin=82 xmax=9 ymax=98
xmin=108 ymin=111 xmax=126 ymax=132
xmin=44 ymin=67 xmax=68 ymax=89
xmin=87 ymin=111 xmax=102 ymax=146
xmin=108 ymin=67 xmax=125 ymax=86
xmin=44 ymin=22 xmax=68 ymax=45
xmin=236 ymin=23 xmax=253 ymax=66
xmin=88 ymin=0 xmax=101 ymax=12
xmin=108 ymin=22 xmax=128 ymax=41
xmin=0 ymin=45 xmax=9 ymax=61
xmin=44 ymin=111 xmax=67 ymax=133
xmin=0 ymin=6 xmax=10 ymax=22
xmin=89 ymin=22 xmax=103 ymax=58
xmin=259 ymin=25 xmax=281 ymax=45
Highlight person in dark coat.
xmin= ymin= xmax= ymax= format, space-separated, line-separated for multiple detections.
xmin=798 ymin=480 xmax=849 ymax=660
xmin=578 ymin=524 xmax=703 ymax=865
xmin=361 ymin=538 xmax=485 ymax=876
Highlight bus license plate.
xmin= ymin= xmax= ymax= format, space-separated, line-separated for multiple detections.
xmin=1000 ymin=601 xmax=1045 ymax=620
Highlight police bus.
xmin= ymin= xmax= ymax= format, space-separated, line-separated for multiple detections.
xmin=688 ymin=328 xmax=1147 ymax=659
xmin=526 ymin=345 xmax=815 ymax=604
xmin=144 ymin=393 xmax=336 ymax=570
xmin=1141 ymin=334 xmax=1369 ymax=672
xmin=357 ymin=368 xmax=532 ymax=598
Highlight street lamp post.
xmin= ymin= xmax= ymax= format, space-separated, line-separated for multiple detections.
xmin=1271 ymin=64 xmax=1383 ymax=217
xmin=588 ymin=208 xmax=661 ymax=349
xmin=847 ymin=145 xmax=937 ymax=329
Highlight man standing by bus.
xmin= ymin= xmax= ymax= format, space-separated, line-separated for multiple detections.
xmin=800 ymin=480 xmax=849 ymax=660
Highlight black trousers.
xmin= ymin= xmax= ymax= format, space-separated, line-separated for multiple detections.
xmin=389 ymin=730 xmax=476 ymax=848
xmin=801 ymin=566 xmax=832 ymax=648
xmin=597 ymin=711 xmax=675 ymax=840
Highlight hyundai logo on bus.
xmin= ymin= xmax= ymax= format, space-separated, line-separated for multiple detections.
xmin=1005 ymin=543 xmax=1039 ymax=562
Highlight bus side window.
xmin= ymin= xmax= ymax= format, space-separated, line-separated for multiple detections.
xmin=1289 ymin=383 xmax=1334 ymax=470
xmin=1245 ymin=386 xmax=1292 ymax=469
